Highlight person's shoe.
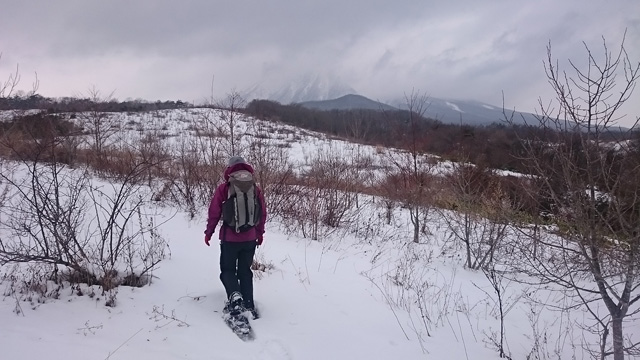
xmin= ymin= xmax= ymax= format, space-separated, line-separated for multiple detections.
xmin=224 ymin=291 xmax=244 ymax=316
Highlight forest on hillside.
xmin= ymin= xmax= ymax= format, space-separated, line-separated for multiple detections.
xmin=5 ymin=90 xmax=637 ymax=176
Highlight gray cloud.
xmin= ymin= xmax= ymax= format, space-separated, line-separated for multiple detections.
xmin=1 ymin=0 xmax=639 ymax=126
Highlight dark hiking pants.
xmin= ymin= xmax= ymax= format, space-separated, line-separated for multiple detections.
xmin=220 ymin=240 xmax=257 ymax=309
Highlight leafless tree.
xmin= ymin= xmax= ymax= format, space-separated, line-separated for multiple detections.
xmin=345 ymin=109 xmax=372 ymax=142
xmin=508 ymin=33 xmax=640 ymax=360
xmin=77 ymin=87 xmax=122 ymax=161
xmin=386 ymin=89 xmax=435 ymax=243
xmin=191 ymin=108 xmax=228 ymax=202
xmin=1 ymin=54 xmax=21 ymax=98
xmin=216 ymin=90 xmax=247 ymax=156
xmin=1 ymin=53 xmax=39 ymax=99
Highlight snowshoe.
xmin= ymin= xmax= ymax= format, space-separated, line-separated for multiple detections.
xmin=222 ymin=292 xmax=255 ymax=341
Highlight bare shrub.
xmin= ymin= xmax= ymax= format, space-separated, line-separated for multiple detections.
xmin=0 ymin=139 xmax=168 ymax=303
xmin=165 ymin=133 xmax=222 ymax=216
xmin=0 ymin=159 xmax=93 ymax=276
xmin=474 ymin=264 xmax=522 ymax=359
xmin=364 ymin=245 xmax=463 ymax=354
xmin=377 ymin=158 xmax=437 ymax=242
xmin=85 ymin=172 xmax=168 ymax=290
xmin=159 ymin=109 xmax=228 ymax=215
xmin=135 ymin=132 xmax=172 ymax=187
xmin=246 ymin=119 xmax=295 ymax=219
xmin=148 ymin=305 xmax=190 ymax=328
xmin=280 ymin=146 xmax=360 ymax=240
xmin=75 ymin=87 xmax=122 ymax=161
xmin=251 ymin=252 xmax=275 ymax=280
xmin=1 ymin=263 xmax=61 ymax=306
xmin=0 ymin=113 xmax=82 ymax=165
xmin=437 ymin=163 xmax=512 ymax=270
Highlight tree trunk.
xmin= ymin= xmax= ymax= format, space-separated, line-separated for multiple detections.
xmin=465 ymin=213 xmax=473 ymax=268
xmin=411 ymin=207 xmax=420 ymax=243
xmin=612 ymin=315 xmax=624 ymax=360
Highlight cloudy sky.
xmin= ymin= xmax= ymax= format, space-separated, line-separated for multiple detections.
xmin=1 ymin=1 xmax=639 ymax=126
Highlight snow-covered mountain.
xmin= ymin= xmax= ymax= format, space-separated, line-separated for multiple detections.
xmin=295 ymin=93 xmax=540 ymax=126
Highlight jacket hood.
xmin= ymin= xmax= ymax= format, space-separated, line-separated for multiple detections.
xmin=224 ymin=162 xmax=254 ymax=181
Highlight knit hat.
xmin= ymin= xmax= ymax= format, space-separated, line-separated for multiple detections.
xmin=227 ymin=156 xmax=246 ymax=167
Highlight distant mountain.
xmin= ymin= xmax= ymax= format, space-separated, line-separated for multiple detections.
xmin=296 ymin=94 xmax=539 ymax=126
xmin=388 ymin=97 xmax=540 ymax=126
xmin=243 ymin=73 xmax=357 ymax=105
xmin=299 ymin=94 xmax=397 ymax=111
xmin=243 ymin=73 xmax=540 ymax=125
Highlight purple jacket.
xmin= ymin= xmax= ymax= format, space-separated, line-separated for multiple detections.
xmin=204 ymin=163 xmax=267 ymax=242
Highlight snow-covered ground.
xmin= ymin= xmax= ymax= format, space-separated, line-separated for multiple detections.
xmin=0 ymin=205 xmax=515 ymax=360
xmin=0 ymin=109 xmax=43 ymax=121
xmin=0 ymin=211 xmax=423 ymax=359
xmin=0 ymin=108 xmax=636 ymax=359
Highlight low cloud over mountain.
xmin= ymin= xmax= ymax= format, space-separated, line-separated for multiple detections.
xmin=244 ymin=75 xmax=539 ymax=126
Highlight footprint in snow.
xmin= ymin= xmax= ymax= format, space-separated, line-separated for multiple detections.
xmin=254 ymin=339 xmax=293 ymax=360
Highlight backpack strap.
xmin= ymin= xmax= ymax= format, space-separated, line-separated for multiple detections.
xmin=245 ymin=185 xmax=256 ymax=227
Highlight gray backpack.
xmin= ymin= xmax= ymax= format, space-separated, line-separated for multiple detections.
xmin=222 ymin=170 xmax=262 ymax=233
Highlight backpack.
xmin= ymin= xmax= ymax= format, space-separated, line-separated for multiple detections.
xmin=222 ymin=170 xmax=262 ymax=233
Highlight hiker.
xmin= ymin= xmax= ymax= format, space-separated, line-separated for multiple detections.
xmin=204 ymin=156 xmax=266 ymax=319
